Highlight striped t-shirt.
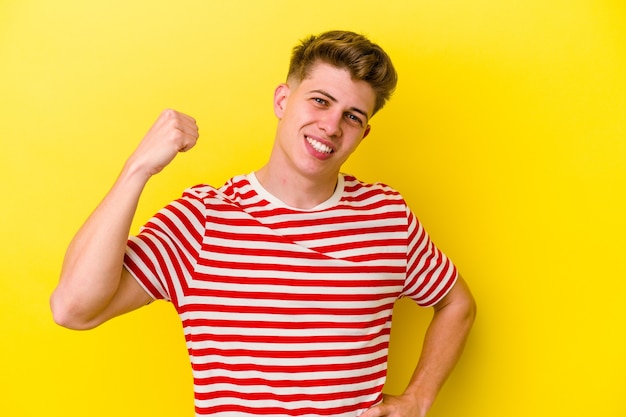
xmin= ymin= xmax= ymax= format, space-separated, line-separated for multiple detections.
xmin=124 ymin=172 xmax=457 ymax=417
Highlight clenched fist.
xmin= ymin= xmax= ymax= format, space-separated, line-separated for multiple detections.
xmin=127 ymin=109 xmax=199 ymax=178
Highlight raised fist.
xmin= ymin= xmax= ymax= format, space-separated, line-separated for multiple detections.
xmin=128 ymin=109 xmax=199 ymax=177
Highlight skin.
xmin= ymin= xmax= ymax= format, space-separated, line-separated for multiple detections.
xmin=360 ymin=277 xmax=476 ymax=417
xmin=50 ymin=109 xmax=199 ymax=329
xmin=50 ymin=61 xmax=476 ymax=416
xmin=255 ymin=62 xmax=374 ymax=209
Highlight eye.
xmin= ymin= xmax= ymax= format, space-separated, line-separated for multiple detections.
xmin=345 ymin=113 xmax=364 ymax=127
xmin=313 ymin=97 xmax=328 ymax=106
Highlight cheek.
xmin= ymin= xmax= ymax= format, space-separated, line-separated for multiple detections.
xmin=347 ymin=127 xmax=368 ymax=145
xmin=340 ymin=134 xmax=366 ymax=157
xmin=282 ymin=104 xmax=309 ymax=125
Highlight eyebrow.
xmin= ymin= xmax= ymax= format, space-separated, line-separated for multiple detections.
xmin=309 ymin=89 xmax=370 ymax=123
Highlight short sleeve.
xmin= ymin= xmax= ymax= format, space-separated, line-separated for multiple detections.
xmin=123 ymin=191 xmax=206 ymax=305
xmin=401 ymin=207 xmax=458 ymax=307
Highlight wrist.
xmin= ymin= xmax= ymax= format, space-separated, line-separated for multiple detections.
xmin=401 ymin=386 xmax=436 ymax=415
xmin=120 ymin=157 xmax=155 ymax=185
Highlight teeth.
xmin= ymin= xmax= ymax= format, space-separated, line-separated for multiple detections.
xmin=306 ymin=136 xmax=333 ymax=154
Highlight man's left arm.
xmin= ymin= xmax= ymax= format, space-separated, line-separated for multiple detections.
xmin=361 ymin=275 xmax=477 ymax=417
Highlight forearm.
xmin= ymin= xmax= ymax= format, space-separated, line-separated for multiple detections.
xmin=404 ymin=277 xmax=476 ymax=413
xmin=51 ymin=162 xmax=149 ymax=327
xmin=358 ymin=277 xmax=475 ymax=417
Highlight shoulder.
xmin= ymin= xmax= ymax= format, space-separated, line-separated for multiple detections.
xmin=341 ymin=173 xmax=406 ymax=206
xmin=180 ymin=175 xmax=249 ymax=199
xmin=178 ymin=174 xmax=260 ymax=212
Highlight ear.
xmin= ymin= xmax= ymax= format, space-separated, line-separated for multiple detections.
xmin=273 ymin=83 xmax=290 ymax=119
xmin=361 ymin=124 xmax=371 ymax=140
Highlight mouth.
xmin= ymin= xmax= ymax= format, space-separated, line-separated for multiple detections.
xmin=306 ymin=136 xmax=334 ymax=154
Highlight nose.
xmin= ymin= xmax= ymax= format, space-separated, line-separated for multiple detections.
xmin=318 ymin=110 xmax=342 ymax=137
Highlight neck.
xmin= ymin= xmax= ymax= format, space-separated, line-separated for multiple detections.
xmin=254 ymin=164 xmax=338 ymax=209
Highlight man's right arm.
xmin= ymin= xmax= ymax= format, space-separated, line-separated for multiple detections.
xmin=50 ymin=109 xmax=199 ymax=330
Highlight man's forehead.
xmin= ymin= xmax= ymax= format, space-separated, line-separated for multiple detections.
xmin=298 ymin=64 xmax=376 ymax=116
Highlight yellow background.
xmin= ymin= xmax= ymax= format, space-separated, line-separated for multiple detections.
xmin=1 ymin=0 xmax=624 ymax=415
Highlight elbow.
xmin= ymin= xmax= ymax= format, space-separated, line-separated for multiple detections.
xmin=49 ymin=290 xmax=98 ymax=331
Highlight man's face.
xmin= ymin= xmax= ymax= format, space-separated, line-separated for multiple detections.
xmin=272 ymin=62 xmax=376 ymax=183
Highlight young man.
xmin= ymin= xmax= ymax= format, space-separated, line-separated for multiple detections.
xmin=51 ymin=30 xmax=476 ymax=417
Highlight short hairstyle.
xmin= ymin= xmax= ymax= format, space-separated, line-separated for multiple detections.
xmin=287 ymin=30 xmax=398 ymax=115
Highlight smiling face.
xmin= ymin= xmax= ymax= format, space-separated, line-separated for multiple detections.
xmin=270 ymin=62 xmax=376 ymax=185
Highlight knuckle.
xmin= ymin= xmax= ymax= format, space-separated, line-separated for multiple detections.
xmin=161 ymin=108 xmax=176 ymax=118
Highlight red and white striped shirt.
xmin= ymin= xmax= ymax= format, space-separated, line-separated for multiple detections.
xmin=124 ymin=173 xmax=457 ymax=417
